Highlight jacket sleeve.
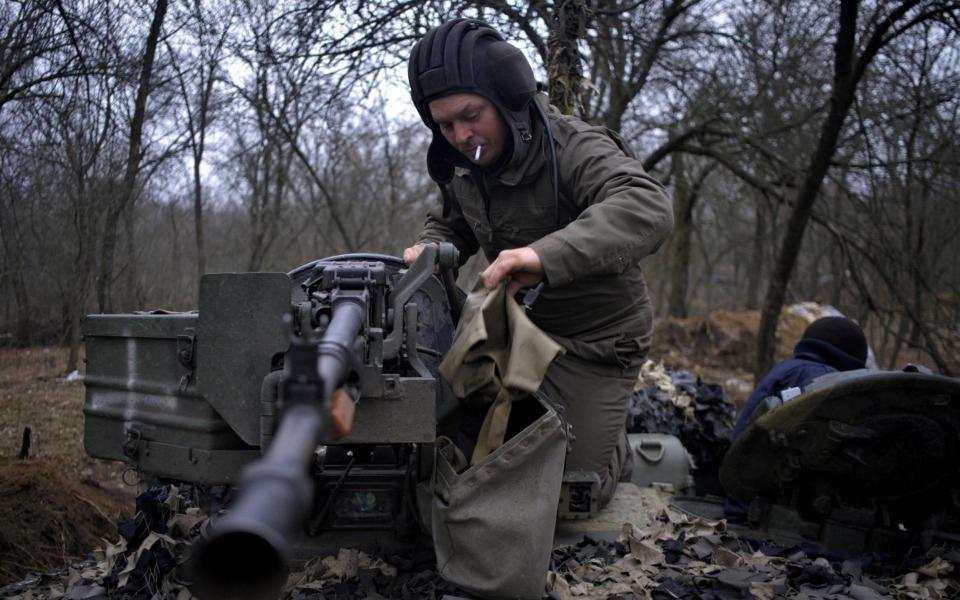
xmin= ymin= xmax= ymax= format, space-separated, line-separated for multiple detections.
xmin=528 ymin=124 xmax=674 ymax=287
xmin=415 ymin=187 xmax=480 ymax=264
xmin=732 ymin=375 xmax=779 ymax=439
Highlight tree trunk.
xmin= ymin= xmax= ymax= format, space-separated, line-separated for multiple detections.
xmin=67 ymin=195 xmax=95 ymax=374
xmin=755 ymin=0 xmax=859 ymax=379
xmin=0 ymin=197 xmax=31 ymax=345
xmin=667 ymin=151 xmax=693 ymax=318
xmin=170 ymin=201 xmax=181 ymax=281
xmin=829 ymin=245 xmax=843 ymax=307
xmin=97 ymin=0 xmax=168 ymax=311
xmin=546 ymin=0 xmax=587 ymax=115
xmin=193 ymin=160 xmax=206 ymax=279
xmin=66 ymin=272 xmax=89 ymax=373
xmin=744 ymin=199 xmax=765 ymax=310
xmin=122 ymin=202 xmax=138 ymax=310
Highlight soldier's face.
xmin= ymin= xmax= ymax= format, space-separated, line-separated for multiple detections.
xmin=429 ymin=93 xmax=509 ymax=167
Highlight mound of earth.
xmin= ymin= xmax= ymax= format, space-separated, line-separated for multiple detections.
xmin=0 ymin=458 xmax=130 ymax=585
xmin=650 ymin=307 xmax=813 ymax=404
xmin=652 ymin=308 xmax=809 ymax=372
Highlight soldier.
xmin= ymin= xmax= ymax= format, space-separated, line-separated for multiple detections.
xmin=732 ymin=316 xmax=869 ymax=439
xmin=724 ymin=315 xmax=868 ymax=521
xmin=404 ymin=18 xmax=673 ymax=506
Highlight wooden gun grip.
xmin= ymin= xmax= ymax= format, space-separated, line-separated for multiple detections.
xmin=327 ymin=388 xmax=356 ymax=441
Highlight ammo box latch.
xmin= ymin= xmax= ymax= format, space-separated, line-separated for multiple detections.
xmin=122 ymin=427 xmax=142 ymax=460
xmin=177 ymin=329 xmax=197 ymax=392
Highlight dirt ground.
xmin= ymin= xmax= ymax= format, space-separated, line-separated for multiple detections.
xmin=0 ymin=346 xmax=134 ymax=585
xmin=0 ymin=347 xmax=132 ymax=496
xmin=0 ymin=307 xmax=820 ymax=587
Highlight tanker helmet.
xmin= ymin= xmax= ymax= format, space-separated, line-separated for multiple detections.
xmin=408 ymin=18 xmax=537 ymax=183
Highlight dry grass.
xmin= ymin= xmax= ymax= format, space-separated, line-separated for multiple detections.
xmin=0 ymin=346 xmax=133 ymax=500
xmin=0 ymin=457 xmax=130 ymax=585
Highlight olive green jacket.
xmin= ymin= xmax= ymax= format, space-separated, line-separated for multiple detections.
xmin=417 ymin=98 xmax=673 ymax=371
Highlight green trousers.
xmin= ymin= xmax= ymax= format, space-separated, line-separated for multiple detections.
xmin=539 ymin=351 xmax=639 ymax=507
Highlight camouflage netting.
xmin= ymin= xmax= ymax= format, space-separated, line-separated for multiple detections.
xmin=2 ymin=485 xmax=958 ymax=600
xmin=627 ymin=362 xmax=737 ymax=496
xmin=546 ymin=511 xmax=960 ymax=599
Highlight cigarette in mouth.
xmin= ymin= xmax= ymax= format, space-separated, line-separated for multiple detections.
xmin=474 ymin=145 xmax=482 ymax=160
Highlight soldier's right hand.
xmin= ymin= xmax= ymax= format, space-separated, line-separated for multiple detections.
xmin=403 ymin=243 xmax=429 ymax=266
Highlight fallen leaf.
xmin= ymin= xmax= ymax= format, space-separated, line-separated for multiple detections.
xmin=917 ymin=557 xmax=954 ymax=578
xmin=629 ymin=538 xmax=665 ymax=567
xmin=320 ymin=548 xmax=360 ymax=580
xmin=569 ymin=581 xmax=594 ymax=596
xmin=167 ymin=513 xmax=205 ymax=538
xmin=713 ymin=546 xmax=744 ymax=568
xmin=545 ymin=571 xmax=573 ymax=600
xmin=750 ymin=580 xmax=777 ymax=600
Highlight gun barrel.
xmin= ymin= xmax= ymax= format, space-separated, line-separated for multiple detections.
xmin=191 ymin=297 xmax=365 ymax=599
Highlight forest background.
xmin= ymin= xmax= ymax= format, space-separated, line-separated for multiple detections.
xmin=1 ymin=0 xmax=958 ymax=379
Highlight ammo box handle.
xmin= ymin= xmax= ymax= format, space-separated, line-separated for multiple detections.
xmin=637 ymin=439 xmax=665 ymax=463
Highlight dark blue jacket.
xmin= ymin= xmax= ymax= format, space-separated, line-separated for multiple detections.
xmin=731 ymin=338 xmax=866 ymax=439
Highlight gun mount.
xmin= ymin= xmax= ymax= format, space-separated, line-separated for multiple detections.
xmin=717 ymin=369 xmax=960 ymax=554
xmin=82 ymin=244 xmax=462 ymax=596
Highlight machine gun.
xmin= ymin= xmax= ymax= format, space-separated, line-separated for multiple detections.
xmin=81 ymin=244 xmax=462 ymax=597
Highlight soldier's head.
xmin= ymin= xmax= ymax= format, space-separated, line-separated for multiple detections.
xmin=802 ymin=316 xmax=868 ymax=369
xmin=408 ymin=18 xmax=537 ymax=181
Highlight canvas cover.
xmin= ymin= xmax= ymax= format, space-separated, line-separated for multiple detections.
xmin=432 ymin=283 xmax=566 ymax=598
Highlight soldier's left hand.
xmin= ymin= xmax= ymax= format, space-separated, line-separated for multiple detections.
xmin=482 ymin=247 xmax=543 ymax=296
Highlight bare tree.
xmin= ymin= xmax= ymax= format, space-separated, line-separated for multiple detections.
xmin=166 ymin=1 xmax=232 ymax=280
xmin=545 ymin=0 xmax=589 ymax=114
xmin=36 ymin=73 xmax=120 ymax=370
xmin=0 ymin=165 xmax=32 ymax=345
xmin=814 ymin=19 xmax=960 ymax=373
xmin=0 ymin=0 xmax=84 ymax=114
xmin=584 ymin=0 xmax=716 ymax=131
xmin=2 ymin=0 xmax=959 ymax=392
xmin=0 ymin=0 xmax=108 ymax=348
xmin=754 ymin=0 xmax=959 ymax=378
xmin=666 ymin=151 xmax=713 ymax=318
xmin=97 ymin=0 xmax=168 ymax=311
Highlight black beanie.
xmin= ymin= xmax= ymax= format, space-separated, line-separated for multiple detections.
xmin=802 ymin=317 xmax=868 ymax=366
xmin=408 ymin=18 xmax=537 ymax=184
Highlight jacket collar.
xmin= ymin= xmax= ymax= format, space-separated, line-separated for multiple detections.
xmin=493 ymin=95 xmax=550 ymax=186
xmin=457 ymin=94 xmax=551 ymax=187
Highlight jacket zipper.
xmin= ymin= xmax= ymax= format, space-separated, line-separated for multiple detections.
xmin=473 ymin=171 xmax=494 ymax=242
